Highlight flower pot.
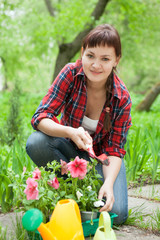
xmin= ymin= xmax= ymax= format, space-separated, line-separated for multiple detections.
xmin=81 ymin=211 xmax=99 ymax=222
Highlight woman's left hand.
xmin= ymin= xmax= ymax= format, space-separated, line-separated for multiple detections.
xmin=98 ymin=181 xmax=115 ymax=212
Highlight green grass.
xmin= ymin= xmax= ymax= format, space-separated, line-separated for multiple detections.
xmin=124 ymin=92 xmax=160 ymax=185
xmin=0 ymin=214 xmax=37 ymax=240
xmin=151 ymin=208 xmax=160 ymax=233
xmin=0 ymin=225 xmax=7 ymax=240
xmin=125 ymin=205 xmax=160 ymax=234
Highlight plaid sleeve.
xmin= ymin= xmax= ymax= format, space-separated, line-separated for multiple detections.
xmin=102 ymin=94 xmax=132 ymax=158
xmin=31 ymin=64 xmax=73 ymax=130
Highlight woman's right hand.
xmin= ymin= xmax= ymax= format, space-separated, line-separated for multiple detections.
xmin=69 ymin=127 xmax=92 ymax=151
xmin=38 ymin=119 xmax=92 ymax=150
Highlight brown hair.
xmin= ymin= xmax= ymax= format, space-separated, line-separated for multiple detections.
xmin=82 ymin=24 xmax=121 ymax=132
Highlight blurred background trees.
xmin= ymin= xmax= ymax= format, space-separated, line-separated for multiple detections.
xmin=0 ymin=0 xmax=160 ymax=93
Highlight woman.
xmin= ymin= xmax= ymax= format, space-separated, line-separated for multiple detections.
xmin=26 ymin=24 xmax=132 ymax=224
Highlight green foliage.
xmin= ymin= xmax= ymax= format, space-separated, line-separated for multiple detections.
xmin=125 ymin=203 xmax=149 ymax=226
xmin=125 ymin=125 xmax=160 ymax=184
xmin=6 ymin=81 xmax=22 ymax=144
xmin=0 ymin=140 xmax=34 ymax=174
xmin=12 ymin=214 xmax=29 ymax=240
xmin=124 ymin=93 xmax=160 ymax=184
xmin=1 ymin=0 xmax=159 ymax=91
xmin=0 ymin=0 xmax=98 ymax=90
xmin=0 ymin=174 xmax=13 ymax=213
xmin=124 ymin=126 xmax=150 ymax=183
xmin=151 ymin=208 xmax=160 ymax=232
xmin=0 ymin=80 xmax=22 ymax=145
xmin=0 ymin=225 xmax=8 ymax=240
xmin=125 ymin=204 xmax=160 ymax=232
xmin=147 ymin=125 xmax=160 ymax=184
xmin=51 ymin=0 xmax=97 ymax=43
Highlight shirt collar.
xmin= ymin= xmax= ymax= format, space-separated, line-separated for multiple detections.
xmin=75 ymin=59 xmax=85 ymax=75
xmin=74 ymin=59 xmax=87 ymax=84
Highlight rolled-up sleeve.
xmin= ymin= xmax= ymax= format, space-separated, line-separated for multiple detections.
xmin=31 ymin=64 xmax=73 ymax=130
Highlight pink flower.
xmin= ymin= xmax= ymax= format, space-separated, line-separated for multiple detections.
xmin=60 ymin=159 xmax=68 ymax=175
xmin=48 ymin=177 xmax=59 ymax=189
xmin=32 ymin=168 xmax=41 ymax=180
xmin=67 ymin=156 xmax=87 ymax=179
xmin=24 ymin=178 xmax=39 ymax=200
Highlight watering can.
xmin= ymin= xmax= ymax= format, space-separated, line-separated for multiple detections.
xmin=93 ymin=211 xmax=117 ymax=240
xmin=22 ymin=199 xmax=85 ymax=240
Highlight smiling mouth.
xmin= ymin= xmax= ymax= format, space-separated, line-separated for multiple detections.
xmin=90 ymin=70 xmax=102 ymax=74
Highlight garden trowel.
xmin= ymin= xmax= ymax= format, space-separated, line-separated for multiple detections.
xmin=86 ymin=144 xmax=110 ymax=166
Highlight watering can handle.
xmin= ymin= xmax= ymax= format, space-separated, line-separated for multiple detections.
xmin=99 ymin=212 xmax=111 ymax=233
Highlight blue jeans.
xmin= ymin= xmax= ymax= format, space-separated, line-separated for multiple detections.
xmin=26 ymin=131 xmax=128 ymax=224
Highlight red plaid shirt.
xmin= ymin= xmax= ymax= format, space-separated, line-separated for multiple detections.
xmin=31 ymin=60 xmax=132 ymax=158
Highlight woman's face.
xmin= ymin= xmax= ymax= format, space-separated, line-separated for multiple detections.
xmin=81 ymin=45 xmax=120 ymax=85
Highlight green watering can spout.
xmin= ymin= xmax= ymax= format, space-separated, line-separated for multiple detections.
xmin=93 ymin=212 xmax=117 ymax=240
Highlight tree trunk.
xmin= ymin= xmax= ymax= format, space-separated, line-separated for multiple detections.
xmin=52 ymin=0 xmax=111 ymax=81
xmin=135 ymin=82 xmax=160 ymax=111
xmin=0 ymin=56 xmax=8 ymax=91
xmin=43 ymin=0 xmax=55 ymax=17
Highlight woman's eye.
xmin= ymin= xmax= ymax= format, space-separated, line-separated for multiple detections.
xmin=87 ymin=54 xmax=94 ymax=59
xmin=102 ymin=58 xmax=109 ymax=61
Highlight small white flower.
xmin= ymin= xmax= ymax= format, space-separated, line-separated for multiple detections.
xmin=87 ymin=186 xmax=92 ymax=191
xmin=93 ymin=200 xmax=104 ymax=208
xmin=76 ymin=191 xmax=83 ymax=200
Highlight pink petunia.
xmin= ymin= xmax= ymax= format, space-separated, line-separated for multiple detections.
xmin=67 ymin=156 xmax=87 ymax=179
xmin=48 ymin=177 xmax=59 ymax=189
xmin=24 ymin=177 xmax=39 ymax=200
xmin=60 ymin=159 xmax=68 ymax=175
xmin=32 ymin=168 xmax=41 ymax=180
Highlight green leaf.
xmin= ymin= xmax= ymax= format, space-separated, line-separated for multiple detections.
xmin=47 ymin=190 xmax=54 ymax=198
xmin=60 ymin=191 xmax=66 ymax=197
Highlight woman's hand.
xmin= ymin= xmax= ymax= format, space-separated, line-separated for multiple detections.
xmin=69 ymin=127 xmax=92 ymax=150
xmin=98 ymin=181 xmax=115 ymax=212
xmin=38 ymin=119 xmax=92 ymax=151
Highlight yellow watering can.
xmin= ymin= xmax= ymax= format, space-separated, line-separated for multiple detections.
xmin=93 ymin=211 xmax=117 ymax=240
xmin=22 ymin=199 xmax=85 ymax=240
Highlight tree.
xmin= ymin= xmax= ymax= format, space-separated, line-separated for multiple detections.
xmin=0 ymin=57 xmax=8 ymax=90
xmin=1 ymin=0 xmax=160 ymax=92
xmin=135 ymin=82 xmax=160 ymax=111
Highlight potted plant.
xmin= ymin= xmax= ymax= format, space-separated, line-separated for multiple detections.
xmin=9 ymin=157 xmax=104 ymax=222
xmin=9 ymin=157 xmax=118 ymax=238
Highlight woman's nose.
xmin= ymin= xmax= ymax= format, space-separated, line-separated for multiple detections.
xmin=92 ymin=59 xmax=101 ymax=68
